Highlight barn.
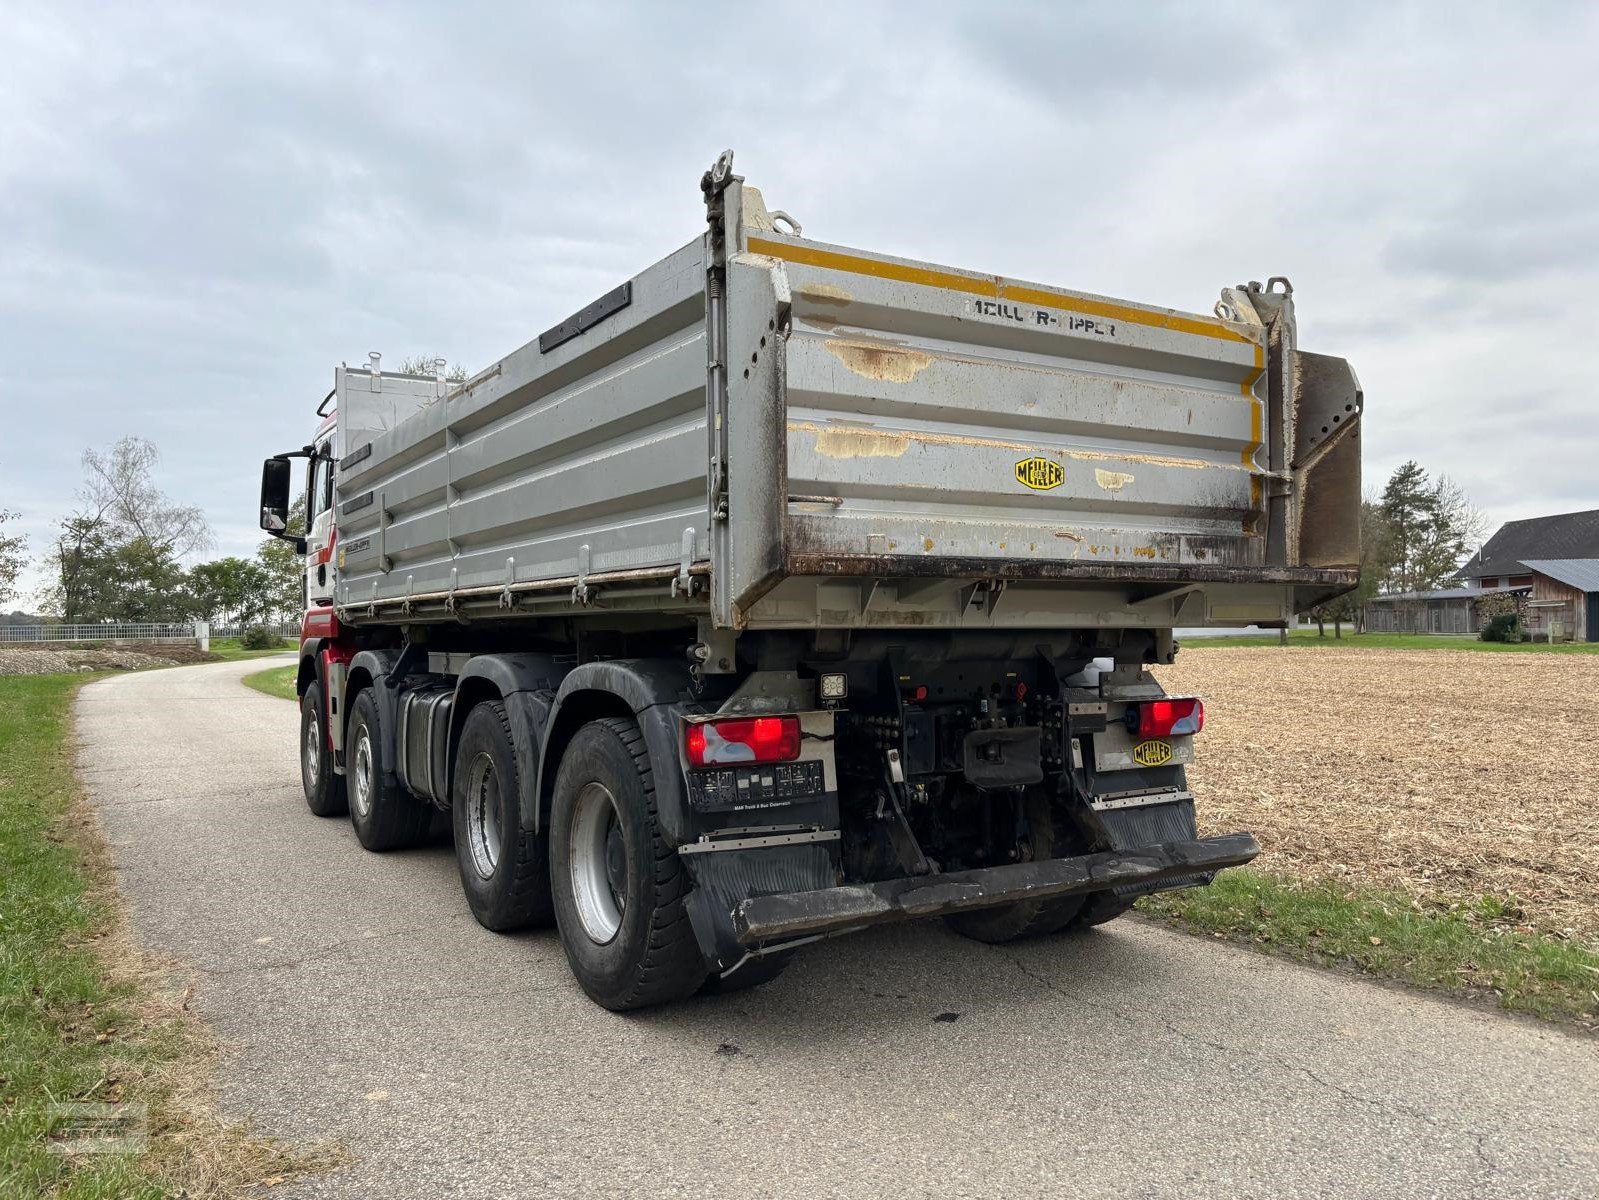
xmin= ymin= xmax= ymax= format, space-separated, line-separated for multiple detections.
xmin=1457 ymin=508 xmax=1599 ymax=590
xmin=1520 ymin=560 xmax=1599 ymax=643
xmin=1363 ymin=586 xmax=1527 ymax=636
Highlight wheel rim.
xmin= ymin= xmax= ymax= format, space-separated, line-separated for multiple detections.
xmin=304 ymin=706 xmax=321 ymax=787
xmin=463 ymin=751 xmax=502 ymax=880
xmin=351 ymin=725 xmax=374 ymax=818
xmin=569 ymin=782 xmax=625 ymax=944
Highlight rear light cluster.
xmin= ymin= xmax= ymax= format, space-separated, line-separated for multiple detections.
xmin=685 ymin=716 xmax=802 ymax=767
xmin=1127 ymin=697 xmax=1204 ymax=738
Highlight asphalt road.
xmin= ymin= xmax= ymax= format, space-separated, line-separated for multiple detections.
xmin=77 ymin=659 xmax=1598 ymax=1199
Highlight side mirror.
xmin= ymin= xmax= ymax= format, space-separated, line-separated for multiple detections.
xmin=259 ymin=455 xmax=307 ymax=554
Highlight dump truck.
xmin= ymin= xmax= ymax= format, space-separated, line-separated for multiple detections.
xmin=259 ymin=151 xmax=1363 ymax=1010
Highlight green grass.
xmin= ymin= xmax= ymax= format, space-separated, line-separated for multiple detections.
xmin=241 ymin=664 xmax=297 ymax=701
xmin=0 ymin=674 xmax=329 ymax=1195
xmin=0 ymin=673 xmax=170 ymax=1195
xmin=1140 ymin=869 xmax=1599 ymax=1028
xmin=1184 ymin=630 xmax=1599 ymax=653
xmin=209 ymin=636 xmax=294 ymax=662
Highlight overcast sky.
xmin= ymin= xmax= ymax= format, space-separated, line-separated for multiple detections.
xmin=3 ymin=1 xmax=1596 ymax=605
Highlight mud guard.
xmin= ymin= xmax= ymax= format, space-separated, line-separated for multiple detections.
xmin=541 ymin=659 xmax=699 ymax=841
xmin=681 ymin=843 xmax=839 ymax=973
xmin=453 ymin=653 xmax=564 ymax=833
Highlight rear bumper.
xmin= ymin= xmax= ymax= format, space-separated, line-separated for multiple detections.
xmin=732 ymin=832 xmax=1260 ymax=946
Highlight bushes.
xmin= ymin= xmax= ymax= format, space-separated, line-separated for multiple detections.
xmin=1480 ymin=613 xmax=1521 ymax=643
xmin=238 ymin=625 xmax=285 ymax=650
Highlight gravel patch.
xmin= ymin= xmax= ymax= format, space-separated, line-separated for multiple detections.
xmin=0 ymin=647 xmax=193 ymax=675
xmin=1158 ymin=646 xmax=1599 ymax=943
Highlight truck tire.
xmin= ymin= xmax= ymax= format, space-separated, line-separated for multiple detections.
xmin=300 ymin=681 xmax=347 ymax=817
xmin=549 ymin=717 xmax=706 ymax=1011
xmin=942 ymin=791 xmax=1086 ymax=944
xmin=347 ymin=687 xmax=432 ymax=852
xmin=1065 ymin=892 xmax=1135 ymax=931
xmin=452 ymin=701 xmax=553 ymax=932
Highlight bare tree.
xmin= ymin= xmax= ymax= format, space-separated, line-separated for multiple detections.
xmin=41 ymin=437 xmax=214 ymax=621
xmin=1432 ymin=475 xmax=1489 ymax=566
xmin=80 ymin=436 xmax=213 ymax=556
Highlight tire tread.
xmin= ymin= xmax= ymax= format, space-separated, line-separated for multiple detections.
xmin=553 ymin=717 xmax=704 ymax=1010
xmin=300 ymin=682 xmax=347 ymax=817
xmin=454 ymin=701 xmax=553 ymax=931
xmin=595 ymin=717 xmax=702 ymax=1009
xmin=349 ymin=688 xmax=432 ymax=852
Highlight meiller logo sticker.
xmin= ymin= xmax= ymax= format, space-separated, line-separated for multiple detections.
xmin=1015 ymin=457 xmax=1063 ymax=491
xmin=1132 ymin=740 xmax=1173 ymax=767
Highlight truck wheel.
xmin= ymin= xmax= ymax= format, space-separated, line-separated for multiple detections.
xmin=452 ymin=701 xmax=553 ymax=932
xmin=943 ymin=791 xmax=1086 ymax=944
xmin=1065 ymin=893 xmax=1135 ymax=931
xmin=347 ymin=688 xmax=432 ymax=852
xmin=300 ymin=681 xmax=347 ymax=817
xmin=549 ymin=718 xmax=706 ymax=1011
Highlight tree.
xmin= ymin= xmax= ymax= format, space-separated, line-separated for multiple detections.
xmin=397 ymin=354 xmax=469 ymax=384
xmin=103 ymin=536 xmax=192 ymax=623
xmin=1378 ymin=461 xmax=1434 ymax=597
xmin=42 ymin=437 xmax=214 ymax=623
xmin=81 ymin=437 xmax=212 ymax=557
xmin=0 ymin=509 xmax=25 ymax=607
xmin=42 ymin=514 xmax=117 ymax=623
xmin=1425 ymin=475 xmax=1487 ymax=584
xmin=1377 ymin=461 xmax=1484 ymax=597
xmin=189 ymin=556 xmax=272 ymax=627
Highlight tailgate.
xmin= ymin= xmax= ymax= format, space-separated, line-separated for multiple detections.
xmin=762 ymin=233 xmax=1266 ymax=574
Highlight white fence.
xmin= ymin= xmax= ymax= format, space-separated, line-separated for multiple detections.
xmin=0 ymin=621 xmax=297 ymax=645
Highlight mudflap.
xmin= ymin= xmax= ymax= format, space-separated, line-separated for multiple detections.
xmin=1094 ymin=797 xmax=1212 ymax=898
xmin=681 ymin=842 xmax=838 ymax=974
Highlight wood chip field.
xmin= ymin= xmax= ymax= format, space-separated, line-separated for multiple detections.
xmin=1155 ymin=646 xmax=1599 ymax=946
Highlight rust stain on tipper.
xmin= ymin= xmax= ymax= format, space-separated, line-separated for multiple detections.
xmin=806 ymin=424 xmax=912 ymax=460
xmin=798 ymin=283 xmax=854 ymax=307
xmin=824 ymin=339 xmax=933 ymax=384
xmin=1094 ymin=468 xmax=1135 ymax=492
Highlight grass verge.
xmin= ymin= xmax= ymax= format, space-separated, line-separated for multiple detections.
xmin=0 ymin=673 xmax=343 ymax=1196
xmin=209 ymin=638 xmax=294 ymax=662
xmin=1184 ymin=630 xmax=1599 ymax=653
xmin=1139 ymin=868 xmax=1599 ymax=1030
xmin=241 ymin=665 xmax=297 ymax=702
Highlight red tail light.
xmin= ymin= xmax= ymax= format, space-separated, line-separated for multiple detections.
xmin=685 ymin=716 xmax=802 ymax=767
xmin=1130 ymin=697 xmax=1204 ymax=738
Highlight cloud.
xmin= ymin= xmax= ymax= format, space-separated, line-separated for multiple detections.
xmin=2 ymin=1 xmax=1596 ymax=606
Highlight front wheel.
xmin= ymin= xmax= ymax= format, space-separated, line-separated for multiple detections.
xmin=549 ymin=718 xmax=706 ymax=1011
xmin=299 ymin=681 xmax=347 ymax=817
